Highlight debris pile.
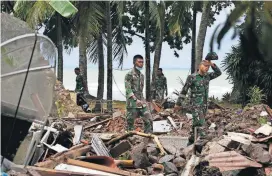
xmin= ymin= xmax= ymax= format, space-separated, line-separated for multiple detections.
xmin=5 ymin=99 xmax=272 ymax=176
xmin=51 ymin=81 xmax=82 ymax=117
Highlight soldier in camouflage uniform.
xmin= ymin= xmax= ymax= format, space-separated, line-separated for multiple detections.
xmin=125 ymin=55 xmax=153 ymax=133
xmin=153 ymin=68 xmax=168 ymax=102
xmin=74 ymin=67 xmax=90 ymax=112
xmin=174 ymin=53 xmax=221 ymax=143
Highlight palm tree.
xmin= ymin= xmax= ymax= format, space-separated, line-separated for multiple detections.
xmin=13 ymin=0 xmax=77 ymax=82
xmin=106 ymin=1 xmax=113 ymax=111
xmin=152 ymin=2 xmax=165 ymax=85
xmin=191 ymin=2 xmax=197 ymax=74
xmin=195 ymin=1 xmax=211 ymax=68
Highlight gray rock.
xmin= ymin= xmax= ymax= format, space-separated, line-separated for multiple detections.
xmin=109 ymin=140 xmax=131 ymax=158
xmin=149 ymin=155 xmax=159 ymax=164
xmin=159 ymin=155 xmax=175 ymax=163
xmin=181 ymin=144 xmax=194 ymax=159
xmin=147 ymin=146 xmax=159 ymax=156
xmin=130 ymin=143 xmax=151 ymax=168
xmin=163 ymin=144 xmax=179 ymax=155
xmin=173 ymin=157 xmax=186 ymax=168
xmin=163 ymin=162 xmax=178 ymax=174
xmin=147 ymin=167 xmax=153 ymax=175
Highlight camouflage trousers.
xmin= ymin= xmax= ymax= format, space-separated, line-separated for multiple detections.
xmin=188 ymin=105 xmax=207 ymax=144
xmin=154 ymin=89 xmax=164 ymax=102
xmin=126 ymin=107 xmax=153 ymax=133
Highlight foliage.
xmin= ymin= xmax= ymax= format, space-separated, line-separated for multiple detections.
xmin=247 ymin=86 xmax=266 ymax=105
xmin=258 ymin=117 xmax=267 ymax=125
xmin=55 ymin=100 xmax=64 ymax=117
xmin=222 ymin=92 xmax=231 ymax=102
xmin=222 ymin=2 xmax=272 ymax=106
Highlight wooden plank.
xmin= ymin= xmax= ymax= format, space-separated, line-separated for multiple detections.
xmin=35 ymin=145 xmax=91 ymax=169
xmin=66 ymin=158 xmax=140 ymax=176
xmin=84 ymin=118 xmax=112 ymax=130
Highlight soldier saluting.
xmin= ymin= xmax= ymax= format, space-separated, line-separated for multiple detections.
xmin=124 ymin=55 xmax=153 ymax=133
xmin=174 ymin=52 xmax=222 ymax=144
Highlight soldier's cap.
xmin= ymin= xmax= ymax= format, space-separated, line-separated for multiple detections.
xmin=200 ymin=60 xmax=211 ymax=66
xmin=205 ymin=52 xmax=218 ymax=60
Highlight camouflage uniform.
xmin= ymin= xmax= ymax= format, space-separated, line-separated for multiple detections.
xmin=153 ymin=74 xmax=168 ymax=101
xmin=75 ymin=74 xmax=84 ymax=93
xmin=125 ymin=68 xmax=153 ymax=133
xmin=176 ymin=64 xmax=221 ymax=141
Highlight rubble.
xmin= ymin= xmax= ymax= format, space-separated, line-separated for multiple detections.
xmin=7 ymin=92 xmax=272 ymax=176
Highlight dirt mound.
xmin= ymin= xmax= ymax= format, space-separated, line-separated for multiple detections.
xmin=50 ymin=81 xmax=82 ymax=117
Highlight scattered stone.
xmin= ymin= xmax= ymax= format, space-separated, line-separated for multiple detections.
xmin=163 ymin=162 xmax=178 ymax=174
xmin=128 ymin=136 xmax=138 ymax=145
xmin=147 ymin=146 xmax=159 ymax=156
xmin=110 ymin=140 xmax=131 ymax=158
xmin=130 ymin=143 xmax=151 ymax=168
xmin=163 ymin=145 xmax=179 ymax=155
xmin=159 ymin=155 xmax=175 ymax=163
xmin=247 ymin=143 xmax=271 ymax=164
xmin=149 ymin=155 xmax=159 ymax=164
xmin=152 ymin=163 xmax=164 ymax=174
xmin=201 ymin=142 xmax=226 ymax=156
xmin=173 ymin=157 xmax=186 ymax=168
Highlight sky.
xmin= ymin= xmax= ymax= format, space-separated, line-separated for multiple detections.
xmin=62 ymin=4 xmax=240 ymax=70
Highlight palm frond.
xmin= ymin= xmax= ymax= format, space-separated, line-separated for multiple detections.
xmin=27 ymin=0 xmax=55 ymax=28
xmin=169 ymin=1 xmax=192 ymax=36
xmin=112 ymin=27 xmax=127 ymax=69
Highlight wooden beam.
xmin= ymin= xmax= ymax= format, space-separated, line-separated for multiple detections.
xmin=35 ymin=145 xmax=91 ymax=169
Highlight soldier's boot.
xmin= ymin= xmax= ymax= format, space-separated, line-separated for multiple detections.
xmin=142 ymin=111 xmax=153 ymax=133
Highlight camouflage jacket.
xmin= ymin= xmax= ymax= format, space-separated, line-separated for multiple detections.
xmin=176 ymin=64 xmax=222 ymax=107
xmin=154 ymin=75 xmax=167 ymax=92
xmin=125 ymin=68 xmax=144 ymax=108
xmin=75 ymin=74 xmax=84 ymax=92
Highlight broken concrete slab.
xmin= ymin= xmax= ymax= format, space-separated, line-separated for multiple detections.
xmin=159 ymin=136 xmax=188 ymax=153
xmin=254 ymin=124 xmax=272 ymax=136
xmin=109 ymin=140 xmax=131 ymax=158
xmin=73 ymin=125 xmax=83 ymax=145
xmin=153 ymin=120 xmax=172 ymax=133
xmin=201 ymin=141 xmax=226 ymax=156
xmin=159 ymin=155 xmax=174 ymax=163
xmin=163 ymin=162 xmax=178 ymax=174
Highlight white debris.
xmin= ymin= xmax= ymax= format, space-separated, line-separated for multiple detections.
xmin=260 ymin=111 xmax=268 ymax=117
xmin=186 ymin=113 xmax=193 ymax=120
xmin=153 ymin=120 xmax=172 ymax=133
xmin=209 ymin=123 xmax=216 ymax=130
xmin=254 ymin=124 xmax=272 ymax=136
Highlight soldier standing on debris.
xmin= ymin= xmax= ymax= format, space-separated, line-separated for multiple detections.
xmin=174 ymin=52 xmax=222 ymax=144
xmin=125 ymin=55 xmax=153 ymax=133
xmin=153 ymin=68 xmax=168 ymax=102
xmin=74 ymin=67 xmax=90 ymax=112
xmin=74 ymin=67 xmax=88 ymax=93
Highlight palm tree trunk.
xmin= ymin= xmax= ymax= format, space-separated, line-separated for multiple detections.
xmin=56 ymin=13 xmax=63 ymax=82
xmin=152 ymin=6 xmax=165 ymax=82
xmin=195 ymin=2 xmax=210 ymax=69
xmin=191 ymin=3 xmax=197 ymax=74
xmin=94 ymin=33 xmax=104 ymax=111
xmin=78 ymin=30 xmax=88 ymax=92
xmin=145 ymin=1 xmax=151 ymax=102
xmin=106 ymin=1 xmax=112 ymax=111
